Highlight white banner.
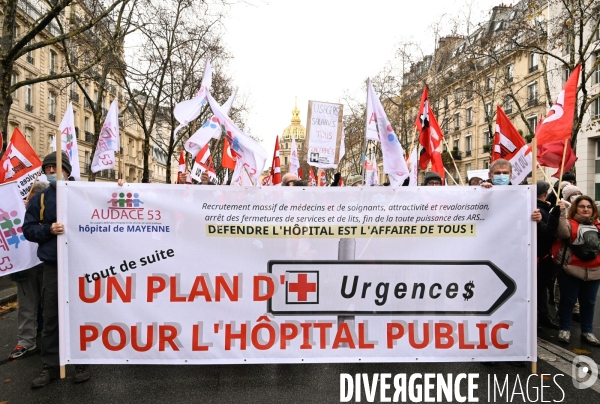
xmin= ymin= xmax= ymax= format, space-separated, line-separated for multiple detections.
xmin=0 ymin=182 xmax=42 ymax=275
xmin=58 ymin=184 xmax=536 ymax=365
xmin=306 ymin=101 xmax=343 ymax=169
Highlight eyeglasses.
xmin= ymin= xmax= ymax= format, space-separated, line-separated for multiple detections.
xmin=577 ymin=205 xmax=593 ymax=210
xmin=44 ymin=164 xmax=57 ymax=171
xmin=427 ymin=181 xmax=442 ymax=186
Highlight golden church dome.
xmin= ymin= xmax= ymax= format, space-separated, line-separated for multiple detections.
xmin=282 ymin=97 xmax=306 ymax=141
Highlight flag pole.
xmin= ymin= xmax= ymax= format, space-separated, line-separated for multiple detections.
xmin=243 ymin=166 xmax=255 ymax=186
xmin=54 ymin=128 xmax=66 ymax=380
xmin=531 ymin=136 xmax=538 ymax=376
xmin=444 ymin=167 xmax=459 ymax=185
xmin=362 ymin=79 xmax=371 ymax=184
xmin=441 ymin=136 xmax=465 ymax=185
xmin=24 ymin=170 xmax=41 ymax=203
xmin=555 ymin=139 xmax=569 ymax=200
xmin=535 ymin=163 xmax=559 ymax=198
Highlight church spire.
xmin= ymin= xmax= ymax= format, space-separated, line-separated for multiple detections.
xmin=291 ymin=96 xmax=301 ymax=124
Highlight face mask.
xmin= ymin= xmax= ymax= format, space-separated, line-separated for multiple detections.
xmin=46 ymin=173 xmax=65 ymax=186
xmin=492 ymin=174 xmax=510 ymax=186
xmin=570 ymin=195 xmax=580 ymax=203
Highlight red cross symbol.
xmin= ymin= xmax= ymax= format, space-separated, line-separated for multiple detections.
xmin=288 ymin=273 xmax=317 ymax=301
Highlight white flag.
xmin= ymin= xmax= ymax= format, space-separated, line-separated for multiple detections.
xmin=365 ymin=86 xmax=379 ymax=141
xmin=184 ymin=90 xmax=237 ymax=158
xmin=91 ymin=99 xmax=119 ymax=173
xmin=365 ymin=155 xmax=379 ymax=186
xmin=289 ymin=136 xmax=299 ymax=176
xmin=409 ymin=147 xmax=418 ymax=186
xmin=0 ymin=182 xmax=42 ymax=275
xmin=367 ymin=80 xmax=409 ymax=187
xmin=57 ymin=102 xmax=81 ymax=179
xmin=231 ymin=159 xmax=255 ymax=186
xmin=339 ymin=128 xmax=346 ymax=162
xmin=173 ymin=59 xmax=213 ymax=139
xmin=206 ymin=94 xmax=267 ymax=186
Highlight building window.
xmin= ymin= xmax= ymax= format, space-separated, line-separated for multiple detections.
xmin=485 ymin=75 xmax=493 ymax=91
xmin=504 ymin=96 xmax=513 ymax=114
xmin=466 ymin=163 xmax=472 ymax=172
xmin=454 ymin=113 xmax=460 ymax=130
xmin=465 ymin=135 xmax=472 ymax=156
xmin=594 ymin=53 xmax=600 ymax=84
xmin=466 ymin=107 xmax=473 ymax=125
xmin=25 ymin=127 xmax=33 ymax=144
xmin=50 ymin=51 xmax=57 ymax=75
xmin=466 ymin=81 xmax=473 ymax=99
xmin=26 ymin=42 xmax=34 ymax=64
xmin=284 ymin=156 xmax=288 ymax=165
xmin=455 ymin=88 xmax=462 ymax=103
xmin=444 ymin=95 xmax=449 ymax=110
xmin=485 ymin=102 xmax=492 ymax=118
xmin=25 ymin=84 xmax=32 ymax=107
xmin=85 ymin=151 xmax=90 ymax=165
xmin=484 ymin=161 xmax=489 ymax=170
xmin=506 ymin=63 xmax=514 ymax=82
xmin=453 ymin=138 xmax=459 ymax=150
xmin=529 ymin=53 xmax=538 ymax=72
xmin=483 ymin=129 xmax=491 ymax=146
xmin=11 ymin=73 xmax=18 ymax=98
xmin=527 ymin=82 xmax=538 ymax=106
xmin=527 ymin=116 xmax=538 ymax=135
xmin=84 ymin=116 xmax=90 ymax=132
xmin=48 ymin=92 xmax=56 ymax=121
xmin=593 ymin=98 xmax=600 ymax=120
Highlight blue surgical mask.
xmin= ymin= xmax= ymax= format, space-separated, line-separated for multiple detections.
xmin=492 ymin=174 xmax=510 ymax=186
xmin=46 ymin=173 xmax=65 ymax=186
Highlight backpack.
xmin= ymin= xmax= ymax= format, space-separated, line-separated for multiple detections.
xmin=568 ymin=219 xmax=600 ymax=261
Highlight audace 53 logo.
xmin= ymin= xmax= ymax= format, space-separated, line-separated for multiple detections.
xmin=90 ymin=191 xmax=162 ymax=221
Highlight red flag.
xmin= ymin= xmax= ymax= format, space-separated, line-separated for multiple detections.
xmin=538 ymin=140 xmax=577 ymax=178
xmin=339 ymin=176 xmax=344 ymax=187
xmin=0 ymin=127 xmax=42 ymax=184
xmin=222 ymin=137 xmax=236 ymax=170
xmin=308 ymin=167 xmax=316 ymax=186
xmin=298 ymin=167 xmax=303 ymax=179
xmin=269 ymin=137 xmax=281 ymax=185
xmin=177 ymin=148 xmax=185 ymax=184
xmin=493 ymin=106 xmax=527 ymax=162
xmin=535 ymin=64 xmax=581 ymax=147
xmin=317 ymin=168 xmax=326 ymax=187
xmin=415 ymin=87 xmax=444 ymax=181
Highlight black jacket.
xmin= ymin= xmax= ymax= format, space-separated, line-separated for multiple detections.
xmin=23 ymin=186 xmax=58 ymax=264
xmin=536 ymin=200 xmax=560 ymax=259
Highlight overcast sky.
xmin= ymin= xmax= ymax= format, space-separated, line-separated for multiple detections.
xmin=222 ymin=0 xmax=505 ymax=153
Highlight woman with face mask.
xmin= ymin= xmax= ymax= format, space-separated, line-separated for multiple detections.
xmin=561 ymin=184 xmax=583 ymax=210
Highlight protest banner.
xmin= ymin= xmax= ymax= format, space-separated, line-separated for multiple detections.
xmin=306 ymin=101 xmax=343 ymax=169
xmin=0 ymin=181 xmax=42 ymax=275
xmin=58 ymin=184 xmax=535 ymax=365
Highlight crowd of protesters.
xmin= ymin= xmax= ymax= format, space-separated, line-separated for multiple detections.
xmin=6 ymin=151 xmax=600 ymax=390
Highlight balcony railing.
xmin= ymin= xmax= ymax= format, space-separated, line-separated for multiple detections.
xmin=25 ymin=103 xmax=33 ymax=112
xmin=451 ymin=150 xmax=462 ymax=160
xmin=466 ymin=120 xmax=472 ymax=127
xmin=505 ymin=107 xmax=513 ymax=114
xmin=527 ymin=98 xmax=538 ymax=107
xmin=75 ymin=127 xmax=80 ymax=139
xmin=118 ymin=118 xmax=123 ymax=127
xmin=48 ymin=113 xmax=55 ymax=122
xmin=70 ymin=91 xmax=79 ymax=102
xmin=26 ymin=55 xmax=34 ymax=64
xmin=454 ymin=125 xmax=460 ymax=131
xmin=507 ymin=76 xmax=514 ymax=83
xmin=70 ymin=57 xmax=79 ymax=67
xmin=483 ymin=145 xmax=491 ymax=153
xmin=49 ymin=69 xmax=56 ymax=76
xmin=84 ymin=164 xmax=117 ymax=179
xmin=465 ymin=150 xmax=472 ymax=157
xmin=84 ymin=131 xmax=94 ymax=143
xmin=84 ymin=99 xmax=92 ymax=109
xmin=529 ymin=65 xmax=538 ymax=73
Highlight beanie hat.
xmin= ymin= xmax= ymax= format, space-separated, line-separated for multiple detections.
xmin=423 ymin=171 xmax=442 ymax=186
xmin=347 ymin=174 xmax=363 ymax=186
xmin=562 ymin=184 xmax=582 ymax=201
xmin=536 ymin=181 xmax=550 ymax=197
xmin=561 ymin=172 xmax=576 ymax=183
xmin=42 ymin=151 xmax=72 ymax=175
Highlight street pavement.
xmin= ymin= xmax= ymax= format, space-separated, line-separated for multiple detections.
xmin=1 ymin=276 xmax=599 ymax=403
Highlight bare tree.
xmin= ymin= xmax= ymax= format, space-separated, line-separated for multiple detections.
xmin=1 ymin=0 xmax=127 ymax=154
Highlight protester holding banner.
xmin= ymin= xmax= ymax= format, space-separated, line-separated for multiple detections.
xmin=552 ymin=196 xmax=600 ymax=346
xmin=21 ymin=152 xmax=90 ymax=388
xmin=8 ymin=182 xmax=48 ymax=360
